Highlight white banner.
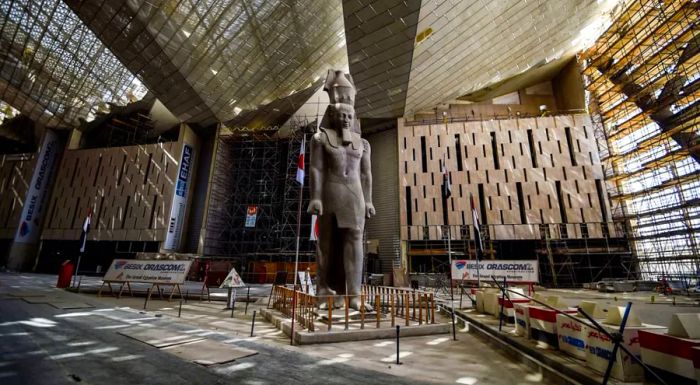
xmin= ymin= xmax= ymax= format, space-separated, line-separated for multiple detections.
xmin=451 ymin=259 xmax=539 ymax=283
xmin=164 ymin=143 xmax=194 ymax=250
xmin=298 ymin=271 xmax=315 ymax=295
xmin=103 ymin=259 xmax=192 ymax=284
xmin=14 ymin=130 xmax=62 ymax=244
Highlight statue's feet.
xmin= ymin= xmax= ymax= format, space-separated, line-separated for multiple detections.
xmin=349 ymin=297 xmax=373 ymax=312
xmin=317 ymin=287 xmax=336 ymax=310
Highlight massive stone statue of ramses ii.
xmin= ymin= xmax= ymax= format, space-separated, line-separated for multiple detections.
xmin=307 ymin=69 xmax=375 ymax=311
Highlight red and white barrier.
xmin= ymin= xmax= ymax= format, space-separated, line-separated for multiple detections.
xmin=514 ymin=303 xmax=530 ymax=337
xmin=586 ymin=323 xmax=666 ymax=382
xmin=528 ymin=306 xmax=577 ymax=349
xmin=692 ymin=347 xmax=700 ymax=385
xmin=557 ymin=314 xmax=588 ymax=360
xmin=498 ymin=297 xmax=530 ymax=323
xmin=639 ymin=329 xmax=699 ymax=385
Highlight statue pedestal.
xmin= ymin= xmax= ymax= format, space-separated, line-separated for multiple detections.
xmin=316 ymin=310 xmax=384 ymax=322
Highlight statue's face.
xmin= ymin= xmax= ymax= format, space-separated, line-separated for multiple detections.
xmin=330 ymin=103 xmax=354 ymax=131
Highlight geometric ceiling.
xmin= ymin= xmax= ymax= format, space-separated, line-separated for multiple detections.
xmin=1 ymin=0 xmax=624 ymax=129
xmin=0 ymin=0 xmax=147 ymax=128
xmin=343 ymin=0 xmax=422 ymax=118
xmin=66 ymin=0 xmax=348 ymax=126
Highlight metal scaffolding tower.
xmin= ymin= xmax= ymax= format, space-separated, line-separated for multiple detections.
xmin=277 ymin=124 xmax=315 ymax=257
xmin=203 ymin=130 xmax=284 ymax=261
xmin=580 ymin=0 xmax=700 ymax=279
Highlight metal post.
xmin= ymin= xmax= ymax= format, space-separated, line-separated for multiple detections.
xmin=143 ymin=288 xmax=150 ymax=310
xmin=178 ymin=299 xmax=182 ymax=318
xmin=446 ymin=225 xmax=457 ymax=341
xmin=498 ymin=277 xmax=506 ymax=332
xmin=290 ymin=139 xmax=305 ymax=345
xmin=396 ymin=325 xmax=401 ymax=365
xmin=245 ymin=286 xmax=250 ymax=314
xmin=72 ymin=252 xmax=83 ymax=289
xmin=250 ymin=310 xmax=257 ymax=337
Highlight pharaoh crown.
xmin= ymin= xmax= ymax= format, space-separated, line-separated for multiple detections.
xmin=323 ymin=70 xmax=356 ymax=106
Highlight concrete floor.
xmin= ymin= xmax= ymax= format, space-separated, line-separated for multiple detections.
xmin=0 ymin=273 xmax=551 ymax=385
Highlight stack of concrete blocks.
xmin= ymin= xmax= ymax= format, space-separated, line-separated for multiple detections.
xmin=556 ymin=301 xmax=606 ymax=360
xmin=639 ymin=313 xmax=700 ymax=385
xmin=475 ymin=288 xmax=501 ymax=314
xmin=585 ymin=306 xmax=666 ymax=382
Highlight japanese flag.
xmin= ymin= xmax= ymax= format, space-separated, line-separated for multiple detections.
xmin=296 ymin=136 xmax=305 ymax=185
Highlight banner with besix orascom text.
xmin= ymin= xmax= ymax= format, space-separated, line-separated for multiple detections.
xmin=14 ymin=129 xmax=63 ymax=244
xmin=103 ymin=259 xmax=192 ymax=284
xmin=451 ymin=259 xmax=539 ymax=283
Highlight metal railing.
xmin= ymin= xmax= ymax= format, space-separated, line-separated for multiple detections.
xmin=268 ymin=285 xmax=437 ymax=332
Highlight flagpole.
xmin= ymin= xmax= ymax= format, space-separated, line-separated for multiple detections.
xmin=73 ymin=252 xmax=82 ymax=288
xmin=471 ymin=194 xmax=481 ymax=288
xmin=290 ymin=134 xmax=305 ymax=345
xmin=442 ymin=153 xmax=457 ymax=341
xmin=447 ymin=224 xmax=457 ymax=340
xmin=73 ymin=210 xmax=91 ymax=288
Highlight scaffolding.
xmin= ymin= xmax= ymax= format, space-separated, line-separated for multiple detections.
xmin=402 ymin=223 xmax=632 ymax=287
xmin=204 ymin=131 xmax=285 ymax=260
xmin=580 ymin=0 xmax=700 ymax=279
xmin=203 ymin=124 xmax=318 ymax=275
xmin=277 ymin=124 xmax=314 ymax=256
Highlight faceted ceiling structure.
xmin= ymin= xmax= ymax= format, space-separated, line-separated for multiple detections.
xmin=1 ymin=0 xmax=623 ymax=128
xmin=66 ymin=0 xmax=348 ymax=126
xmin=0 ymin=0 xmax=147 ymax=127
xmin=345 ymin=0 xmax=623 ymax=118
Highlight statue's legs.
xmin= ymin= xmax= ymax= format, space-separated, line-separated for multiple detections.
xmin=316 ymin=214 xmax=337 ymax=310
xmin=343 ymin=228 xmax=372 ymax=311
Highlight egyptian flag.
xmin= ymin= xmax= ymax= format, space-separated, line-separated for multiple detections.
xmin=470 ymin=194 xmax=483 ymax=259
xmin=310 ymin=214 xmax=319 ymax=241
xmin=441 ymin=154 xmax=451 ymax=199
xmin=296 ymin=136 xmax=305 ymax=185
xmin=79 ymin=209 xmax=92 ymax=253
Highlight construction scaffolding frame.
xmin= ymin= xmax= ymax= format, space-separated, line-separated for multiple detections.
xmin=277 ymin=123 xmax=314 ymax=256
xmin=203 ymin=130 xmax=285 ymax=259
xmin=202 ymin=123 xmax=318 ymax=277
xmin=402 ymin=223 xmax=632 ymax=287
xmin=580 ymin=0 xmax=700 ymax=279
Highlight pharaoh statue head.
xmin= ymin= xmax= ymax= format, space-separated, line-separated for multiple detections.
xmin=322 ymin=70 xmax=361 ymax=138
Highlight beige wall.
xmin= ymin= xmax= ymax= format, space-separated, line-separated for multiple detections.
xmin=41 ymin=129 xmax=191 ymax=242
xmin=0 ymin=153 xmax=37 ymax=238
xmin=398 ymin=114 xmax=616 ymax=241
